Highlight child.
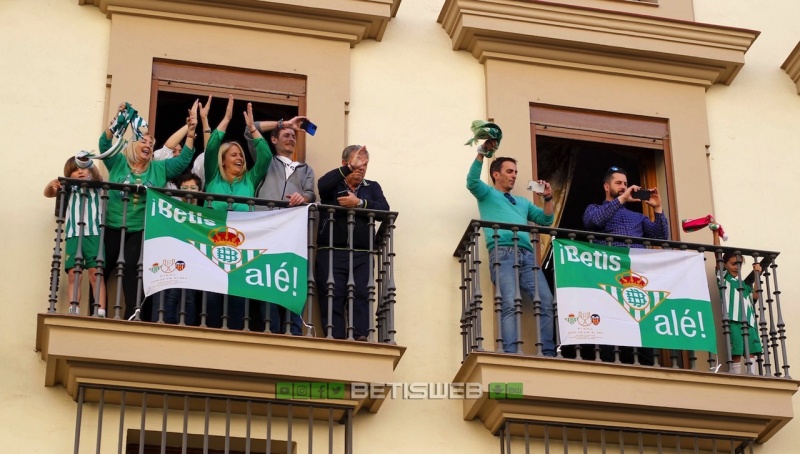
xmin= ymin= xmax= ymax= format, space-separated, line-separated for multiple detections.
xmin=720 ymin=252 xmax=763 ymax=373
xmin=44 ymin=154 xmax=107 ymax=317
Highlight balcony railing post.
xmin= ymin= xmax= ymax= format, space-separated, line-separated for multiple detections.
xmin=529 ymin=227 xmax=545 ymax=357
xmin=48 ymin=183 xmax=68 ymax=314
xmin=385 ymin=214 xmax=397 ymax=344
xmin=70 ymin=185 xmax=88 ymax=311
xmin=459 ymin=248 xmax=471 ymax=360
xmin=346 ymin=209 xmax=356 ymax=341
xmin=491 ymin=226 xmax=503 ymax=352
xmin=770 ymin=258 xmax=791 ymax=378
xmin=367 ymin=212 xmax=376 ymax=342
xmin=306 ymin=205 xmax=317 ymax=338
xmin=511 ymin=228 xmax=524 ymax=354
xmin=469 ymin=221 xmax=484 ymax=352
xmin=715 ymin=250 xmax=735 ymax=372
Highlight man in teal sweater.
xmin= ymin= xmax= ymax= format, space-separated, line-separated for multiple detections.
xmin=466 ymin=140 xmax=556 ymax=355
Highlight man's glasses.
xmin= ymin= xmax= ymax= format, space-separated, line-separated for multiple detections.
xmin=180 ymin=185 xmax=200 ymax=191
xmin=503 ymin=192 xmax=517 ymax=205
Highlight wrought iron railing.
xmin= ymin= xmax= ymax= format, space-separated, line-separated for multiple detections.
xmin=497 ymin=420 xmax=755 ymax=454
xmin=454 ymin=220 xmax=790 ymax=377
xmin=74 ymin=384 xmax=354 ymax=454
xmin=47 ymin=178 xmax=398 ymax=343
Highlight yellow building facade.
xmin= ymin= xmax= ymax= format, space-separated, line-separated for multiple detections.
xmin=1 ymin=0 xmax=798 ymax=452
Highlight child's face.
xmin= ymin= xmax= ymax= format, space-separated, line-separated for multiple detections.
xmin=725 ymin=256 xmax=741 ymax=276
xmin=69 ymin=167 xmax=91 ymax=180
xmin=179 ymin=179 xmax=200 ymax=192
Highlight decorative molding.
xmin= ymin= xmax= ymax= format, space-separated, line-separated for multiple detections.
xmin=437 ymin=0 xmax=759 ymax=87
xmin=36 ymin=315 xmax=405 ymax=417
xmin=454 ymin=353 xmax=798 ymax=444
xmin=781 ymin=42 xmax=800 ymax=94
xmin=79 ymin=0 xmax=402 ymax=46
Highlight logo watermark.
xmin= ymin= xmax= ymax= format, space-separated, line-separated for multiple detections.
xmin=276 ymin=382 xmax=523 ymax=400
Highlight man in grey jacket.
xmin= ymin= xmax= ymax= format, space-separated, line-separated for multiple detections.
xmin=245 ymin=117 xmax=316 ymax=335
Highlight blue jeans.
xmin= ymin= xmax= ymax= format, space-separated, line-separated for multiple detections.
xmin=489 ymin=246 xmax=555 ymax=355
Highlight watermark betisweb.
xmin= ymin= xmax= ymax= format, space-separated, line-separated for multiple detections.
xmin=276 ymin=382 xmax=523 ymax=400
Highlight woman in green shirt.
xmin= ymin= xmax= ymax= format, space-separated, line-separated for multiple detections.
xmin=203 ymin=96 xmax=272 ymax=212
xmin=202 ymin=97 xmax=271 ymax=329
xmin=100 ymin=101 xmax=197 ymax=320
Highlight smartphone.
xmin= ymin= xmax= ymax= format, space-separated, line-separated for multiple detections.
xmin=527 ymin=180 xmax=545 ymax=193
xmin=337 ymin=189 xmax=351 ymax=198
xmin=300 ymin=119 xmax=317 ymax=136
xmin=631 ymin=189 xmax=651 ymax=201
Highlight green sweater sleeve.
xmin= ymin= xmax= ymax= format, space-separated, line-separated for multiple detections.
xmin=248 ymin=137 xmax=273 ymax=186
xmin=526 ymin=200 xmax=554 ymax=226
xmin=164 ymin=144 xmax=194 ymax=180
xmin=466 ymin=159 xmax=490 ymax=199
xmin=204 ymin=130 xmax=225 ymax=183
xmin=98 ymin=131 xmax=123 ymax=170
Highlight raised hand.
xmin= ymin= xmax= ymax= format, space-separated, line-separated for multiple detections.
xmin=199 ymin=95 xmax=212 ymax=120
xmin=223 ymin=94 xmax=234 ymax=122
xmin=284 ymin=116 xmax=308 ymax=131
xmin=349 ymin=146 xmax=368 ymax=170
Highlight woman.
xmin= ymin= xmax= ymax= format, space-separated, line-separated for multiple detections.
xmin=202 ymin=97 xmax=272 ymax=329
xmin=99 ymin=101 xmax=197 ymax=320
xmin=203 ymin=96 xmax=271 ymax=211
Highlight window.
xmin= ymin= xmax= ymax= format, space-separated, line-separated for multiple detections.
xmin=529 ymin=104 xmax=675 ymax=236
xmin=149 ymin=60 xmax=307 ymax=168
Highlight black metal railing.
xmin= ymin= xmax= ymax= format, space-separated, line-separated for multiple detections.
xmin=47 ymin=178 xmax=398 ymax=343
xmin=74 ymin=384 xmax=354 ymax=454
xmin=454 ymin=220 xmax=791 ymax=377
xmin=497 ymin=420 xmax=754 ymax=454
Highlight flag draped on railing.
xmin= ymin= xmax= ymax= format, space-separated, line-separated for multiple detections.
xmin=553 ymin=239 xmax=716 ymax=352
xmin=143 ymin=191 xmax=309 ymax=314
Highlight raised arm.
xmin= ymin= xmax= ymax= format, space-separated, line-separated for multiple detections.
xmin=216 ymin=95 xmax=234 ymax=133
xmin=164 ymin=100 xmax=198 ymax=179
xmin=199 ymin=95 xmax=212 ymax=148
xmin=243 ymin=102 xmax=272 ymax=184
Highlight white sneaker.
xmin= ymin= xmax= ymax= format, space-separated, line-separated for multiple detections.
xmin=97 ymin=308 xmax=106 ymax=318
xmin=68 ymin=305 xmax=80 ymax=315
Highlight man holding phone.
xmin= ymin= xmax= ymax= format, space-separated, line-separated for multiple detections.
xmin=244 ymin=116 xmax=317 ymax=335
xmin=582 ymin=166 xmax=669 ymax=245
xmin=579 ymin=166 xmax=669 ymax=366
xmin=466 ymin=134 xmax=556 ymax=356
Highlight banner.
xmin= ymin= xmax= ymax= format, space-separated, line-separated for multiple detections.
xmin=143 ymin=191 xmax=309 ymax=314
xmin=553 ymin=239 xmax=716 ymax=352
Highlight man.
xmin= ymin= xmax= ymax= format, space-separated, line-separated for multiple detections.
xmin=466 ymin=138 xmax=556 ymax=356
xmin=581 ymin=166 xmax=669 ymax=365
xmin=245 ymin=117 xmax=315 ymax=335
xmin=316 ymin=145 xmax=389 ymax=340
xmin=583 ymin=166 xmax=669 ymax=246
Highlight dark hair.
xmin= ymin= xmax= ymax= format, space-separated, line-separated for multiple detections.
xmin=489 ymin=157 xmax=517 ymax=184
xmin=721 ymin=251 xmax=739 ymax=265
xmin=604 ymin=166 xmax=627 ymax=184
xmin=175 ymin=172 xmax=202 ymax=189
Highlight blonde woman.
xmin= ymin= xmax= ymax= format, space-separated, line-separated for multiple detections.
xmin=203 ymin=96 xmax=271 ymax=211
xmin=97 ymin=101 xmax=197 ymax=319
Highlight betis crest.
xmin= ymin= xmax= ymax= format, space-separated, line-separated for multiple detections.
xmin=189 ymin=226 xmax=268 ymax=273
xmin=599 ymin=271 xmax=669 ymax=322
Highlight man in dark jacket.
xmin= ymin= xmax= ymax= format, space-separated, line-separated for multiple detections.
xmin=316 ymin=145 xmax=390 ymax=340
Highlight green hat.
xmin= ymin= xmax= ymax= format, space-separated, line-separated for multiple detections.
xmin=465 ymin=120 xmax=503 ymax=147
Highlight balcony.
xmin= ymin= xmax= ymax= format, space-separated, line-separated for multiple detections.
xmin=36 ymin=180 xmax=405 ymax=423
xmin=452 ymin=220 xmax=798 ymax=448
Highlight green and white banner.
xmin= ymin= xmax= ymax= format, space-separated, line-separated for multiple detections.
xmin=553 ymin=239 xmax=716 ymax=352
xmin=143 ymin=190 xmax=309 ymax=314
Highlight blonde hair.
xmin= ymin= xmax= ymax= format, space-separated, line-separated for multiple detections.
xmin=218 ymin=142 xmax=248 ymax=182
xmin=122 ymin=135 xmax=155 ymax=171
xmin=63 ymin=156 xmax=102 ymax=181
